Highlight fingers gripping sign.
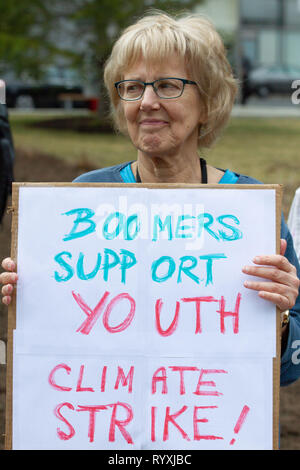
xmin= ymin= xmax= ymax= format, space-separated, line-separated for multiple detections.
xmin=242 ymin=239 xmax=300 ymax=312
xmin=0 ymin=257 xmax=18 ymax=305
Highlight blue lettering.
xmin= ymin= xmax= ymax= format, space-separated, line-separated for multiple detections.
xmin=63 ymin=208 xmax=96 ymax=241
xmin=199 ymin=253 xmax=227 ymax=286
xmin=151 ymin=256 xmax=176 ymax=282
xmin=77 ymin=252 xmax=101 ymax=280
xmin=175 ymin=215 xmax=195 ymax=239
xmin=120 ymin=249 xmax=137 ymax=283
xmin=152 ymin=215 xmax=172 ymax=241
xmin=198 ymin=213 xmax=220 ymax=241
xmin=102 ymin=212 xmax=125 ymax=240
xmin=125 ymin=214 xmax=140 ymax=240
xmin=217 ymin=215 xmax=243 ymax=241
xmin=54 ymin=251 xmax=74 ymax=282
xmin=102 ymin=248 xmax=120 ymax=281
xmin=177 ymin=256 xmax=200 ymax=284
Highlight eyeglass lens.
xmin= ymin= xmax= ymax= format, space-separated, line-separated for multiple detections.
xmin=118 ymin=79 xmax=184 ymax=100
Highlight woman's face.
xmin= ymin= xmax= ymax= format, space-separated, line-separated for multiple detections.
xmin=121 ymin=56 xmax=205 ymax=159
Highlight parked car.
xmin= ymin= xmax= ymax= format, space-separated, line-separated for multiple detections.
xmin=5 ymin=83 xmax=84 ymax=109
xmin=3 ymin=67 xmax=86 ymax=109
xmin=248 ymin=65 xmax=300 ymax=97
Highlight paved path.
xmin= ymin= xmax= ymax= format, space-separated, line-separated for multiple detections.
xmin=232 ymin=104 xmax=300 ymax=118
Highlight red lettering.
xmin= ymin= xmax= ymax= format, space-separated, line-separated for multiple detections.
xmin=193 ymin=406 xmax=223 ymax=441
xmin=54 ymin=402 xmax=75 ymax=440
xmin=169 ymin=366 xmax=199 ymax=395
xmin=49 ymin=364 xmax=72 ymax=392
xmin=151 ymin=406 xmax=156 ymax=442
xmin=152 ymin=367 xmax=168 ymax=394
xmin=155 ymin=299 xmax=180 ymax=336
xmin=163 ymin=406 xmax=190 ymax=441
xmin=194 ymin=369 xmax=227 ymax=396
xmin=76 ymin=364 xmax=94 ymax=392
xmin=108 ymin=402 xmax=134 ymax=444
xmin=73 ymin=291 xmax=242 ymax=336
xmin=54 ymin=401 xmax=134 ymax=444
xmin=72 ymin=291 xmax=135 ymax=334
xmin=102 ymin=293 xmax=135 ymax=333
xmin=77 ymin=405 xmax=108 ymax=442
xmin=72 ymin=290 xmax=110 ymax=335
xmin=217 ymin=293 xmax=241 ymax=334
xmin=230 ymin=405 xmax=250 ymax=445
xmin=155 ymin=293 xmax=241 ymax=336
xmin=101 ymin=366 xmax=107 ymax=392
xmin=114 ymin=366 xmax=134 ymax=393
xmin=181 ymin=296 xmax=218 ymax=333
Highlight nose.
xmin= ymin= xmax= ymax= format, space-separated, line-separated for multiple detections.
xmin=140 ymin=84 xmax=160 ymax=111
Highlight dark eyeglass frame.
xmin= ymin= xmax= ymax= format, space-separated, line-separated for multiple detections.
xmin=114 ymin=77 xmax=197 ymax=101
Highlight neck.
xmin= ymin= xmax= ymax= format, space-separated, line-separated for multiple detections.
xmin=134 ymin=152 xmax=203 ymax=184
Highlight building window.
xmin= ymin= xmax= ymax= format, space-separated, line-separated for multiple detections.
xmin=283 ymin=31 xmax=300 ymax=65
xmin=241 ymin=0 xmax=280 ymax=25
xmin=286 ymin=0 xmax=300 ymax=26
xmin=258 ymin=30 xmax=279 ymax=64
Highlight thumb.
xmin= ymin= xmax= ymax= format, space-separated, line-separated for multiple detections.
xmin=280 ymin=238 xmax=287 ymax=256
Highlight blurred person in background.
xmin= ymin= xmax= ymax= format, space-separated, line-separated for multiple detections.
xmin=0 ymin=103 xmax=14 ymax=224
xmin=241 ymin=56 xmax=253 ymax=105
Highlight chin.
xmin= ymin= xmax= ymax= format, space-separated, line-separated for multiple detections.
xmin=137 ymin=137 xmax=162 ymax=154
xmin=139 ymin=135 xmax=178 ymax=156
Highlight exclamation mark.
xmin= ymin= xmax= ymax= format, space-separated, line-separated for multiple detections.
xmin=230 ymin=405 xmax=250 ymax=445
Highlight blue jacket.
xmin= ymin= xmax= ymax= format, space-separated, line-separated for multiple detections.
xmin=74 ymin=162 xmax=300 ymax=387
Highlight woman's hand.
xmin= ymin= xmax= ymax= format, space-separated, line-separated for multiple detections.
xmin=242 ymin=239 xmax=300 ymax=312
xmin=0 ymin=258 xmax=18 ymax=305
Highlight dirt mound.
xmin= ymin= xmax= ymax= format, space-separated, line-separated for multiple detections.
xmin=12 ymin=146 xmax=96 ymax=182
xmin=29 ymin=116 xmax=114 ymax=133
xmin=0 ymin=147 xmax=300 ymax=450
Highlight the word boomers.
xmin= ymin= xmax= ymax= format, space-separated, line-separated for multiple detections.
xmin=61 ymin=208 xmax=243 ymax=242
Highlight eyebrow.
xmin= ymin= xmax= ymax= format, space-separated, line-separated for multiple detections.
xmin=121 ymin=76 xmax=186 ymax=81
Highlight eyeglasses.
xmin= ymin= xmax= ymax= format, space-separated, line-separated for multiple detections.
xmin=114 ymin=77 xmax=197 ymax=101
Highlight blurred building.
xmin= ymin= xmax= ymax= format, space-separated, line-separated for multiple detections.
xmin=196 ymin=0 xmax=300 ymax=68
xmin=241 ymin=0 xmax=300 ymax=68
xmin=196 ymin=0 xmax=300 ymax=102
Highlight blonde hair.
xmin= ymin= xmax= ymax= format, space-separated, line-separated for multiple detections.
xmin=104 ymin=11 xmax=238 ymax=148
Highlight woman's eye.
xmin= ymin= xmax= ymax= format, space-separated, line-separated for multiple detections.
xmin=126 ymin=83 xmax=142 ymax=93
xmin=158 ymin=80 xmax=181 ymax=92
xmin=160 ymin=82 xmax=176 ymax=89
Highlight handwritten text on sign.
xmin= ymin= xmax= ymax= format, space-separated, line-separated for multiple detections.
xmin=13 ymin=186 xmax=277 ymax=449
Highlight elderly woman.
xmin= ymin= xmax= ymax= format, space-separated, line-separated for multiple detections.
xmin=1 ymin=11 xmax=300 ymax=386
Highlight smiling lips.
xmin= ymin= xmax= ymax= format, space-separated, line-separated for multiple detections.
xmin=139 ymin=119 xmax=168 ymax=127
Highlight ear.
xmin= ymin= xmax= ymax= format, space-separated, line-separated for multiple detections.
xmin=198 ymin=122 xmax=207 ymax=137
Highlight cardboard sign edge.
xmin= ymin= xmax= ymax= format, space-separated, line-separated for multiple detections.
xmin=5 ymin=182 xmax=282 ymax=450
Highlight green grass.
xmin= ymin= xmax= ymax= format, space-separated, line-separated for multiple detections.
xmin=10 ymin=113 xmax=137 ymax=168
xmin=204 ymin=118 xmax=300 ymax=216
xmin=206 ymin=118 xmax=300 ymax=183
xmin=9 ymin=113 xmax=300 ymax=217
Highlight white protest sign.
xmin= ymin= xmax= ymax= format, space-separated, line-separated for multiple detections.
xmin=7 ymin=184 xmax=280 ymax=450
